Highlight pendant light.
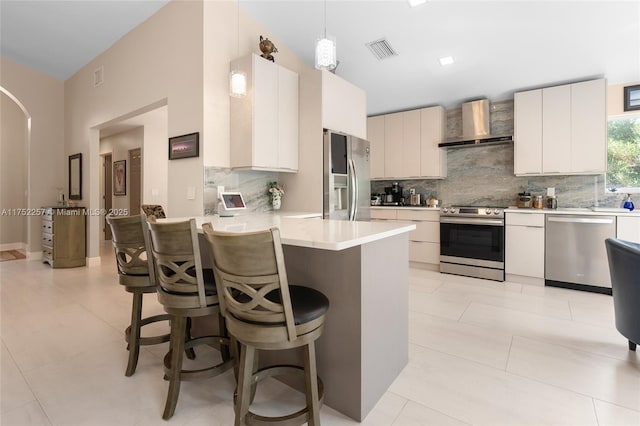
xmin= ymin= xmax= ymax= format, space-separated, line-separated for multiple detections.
xmin=315 ymin=0 xmax=336 ymax=71
xmin=230 ymin=0 xmax=246 ymax=97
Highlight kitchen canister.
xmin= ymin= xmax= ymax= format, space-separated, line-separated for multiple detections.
xmin=533 ymin=195 xmax=544 ymax=209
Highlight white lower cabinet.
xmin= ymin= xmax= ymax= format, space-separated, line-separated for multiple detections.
xmin=397 ymin=209 xmax=440 ymax=265
xmin=505 ymin=212 xmax=545 ymax=280
xmin=617 ymin=216 xmax=640 ymax=243
xmin=370 ymin=208 xmax=397 ymax=221
xmin=371 ymin=208 xmax=440 ymax=265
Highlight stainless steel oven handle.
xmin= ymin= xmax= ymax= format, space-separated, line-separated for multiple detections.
xmin=440 ymin=217 xmax=504 ymax=226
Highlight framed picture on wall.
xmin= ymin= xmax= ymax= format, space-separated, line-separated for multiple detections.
xmin=113 ymin=160 xmax=126 ymax=196
xmin=169 ymin=132 xmax=199 ymax=160
xmin=624 ymin=84 xmax=640 ymax=111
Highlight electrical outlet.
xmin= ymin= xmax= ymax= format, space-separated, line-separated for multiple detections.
xmin=409 ymin=188 xmax=416 ymax=195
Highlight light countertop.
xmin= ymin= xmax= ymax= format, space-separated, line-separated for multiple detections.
xmin=370 ymin=206 xmax=441 ymax=210
xmin=160 ymin=213 xmax=415 ymax=251
xmin=505 ymin=207 xmax=640 ymax=217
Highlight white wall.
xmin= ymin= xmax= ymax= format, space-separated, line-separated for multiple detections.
xmin=64 ymin=0 xmax=322 ymax=258
xmin=0 ymin=58 xmax=65 ymax=255
xmin=65 ymin=0 xmax=205 ymax=258
xmin=140 ymin=107 xmax=169 ymax=211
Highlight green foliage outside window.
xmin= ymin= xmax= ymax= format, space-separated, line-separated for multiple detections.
xmin=607 ymin=117 xmax=640 ymax=192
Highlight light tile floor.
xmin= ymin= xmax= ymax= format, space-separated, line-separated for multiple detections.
xmin=1 ymin=245 xmax=639 ymax=425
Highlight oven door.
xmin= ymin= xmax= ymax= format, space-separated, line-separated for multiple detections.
xmin=440 ymin=217 xmax=505 ymax=263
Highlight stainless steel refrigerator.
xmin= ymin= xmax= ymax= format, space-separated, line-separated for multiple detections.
xmin=323 ymin=129 xmax=371 ymax=221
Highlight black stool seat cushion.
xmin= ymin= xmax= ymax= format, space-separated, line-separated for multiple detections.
xmin=266 ymin=285 xmax=329 ymax=325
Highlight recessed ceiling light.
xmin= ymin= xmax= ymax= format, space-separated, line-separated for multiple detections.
xmin=408 ymin=0 xmax=428 ymax=7
xmin=439 ymin=56 xmax=455 ymax=66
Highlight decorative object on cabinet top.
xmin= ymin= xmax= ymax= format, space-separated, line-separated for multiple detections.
xmin=258 ymin=35 xmax=278 ymax=62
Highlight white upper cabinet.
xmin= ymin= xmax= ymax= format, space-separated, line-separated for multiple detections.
xmin=514 ymin=78 xmax=606 ymax=176
xmin=368 ymin=105 xmax=446 ymax=179
xmin=514 ymin=90 xmax=543 ymax=174
xmin=403 ymin=109 xmax=422 ymax=177
xmin=230 ymin=54 xmax=299 ymax=172
xmin=321 ymin=70 xmax=367 ymax=139
xmin=420 ymin=106 xmax=446 ymax=178
xmin=367 ymin=115 xmax=385 ymax=179
xmin=542 ymin=84 xmax=571 ymax=174
xmin=384 ymin=113 xmax=404 ymax=178
xmin=571 ymin=79 xmax=607 ymax=173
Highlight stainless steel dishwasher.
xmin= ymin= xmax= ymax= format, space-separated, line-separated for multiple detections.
xmin=545 ymin=214 xmax=616 ymax=293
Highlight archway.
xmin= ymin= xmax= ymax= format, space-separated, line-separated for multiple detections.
xmin=0 ymin=87 xmax=31 ymax=253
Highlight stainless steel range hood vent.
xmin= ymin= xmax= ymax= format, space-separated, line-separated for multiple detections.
xmin=439 ymin=99 xmax=513 ymax=148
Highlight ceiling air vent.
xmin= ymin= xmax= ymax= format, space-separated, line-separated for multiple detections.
xmin=94 ymin=66 xmax=104 ymax=87
xmin=366 ymin=38 xmax=398 ymax=60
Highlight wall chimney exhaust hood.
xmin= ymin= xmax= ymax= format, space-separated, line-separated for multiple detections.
xmin=438 ymin=99 xmax=513 ymax=148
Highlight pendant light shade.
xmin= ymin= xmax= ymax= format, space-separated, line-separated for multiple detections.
xmin=315 ymin=37 xmax=336 ymax=71
xmin=230 ymin=0 xmax=246 ymax=97
xmin=315 ymin=0 xmax=337 ymax=71
xmin=229 ymin=70 xmax=247 ymax=97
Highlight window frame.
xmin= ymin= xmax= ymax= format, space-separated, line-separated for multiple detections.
xmin=605 ymin=113 xmax=640 ymax=194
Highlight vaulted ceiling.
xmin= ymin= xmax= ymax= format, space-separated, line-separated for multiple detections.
xmin=2 ymin=0 xmax=638 ymax=115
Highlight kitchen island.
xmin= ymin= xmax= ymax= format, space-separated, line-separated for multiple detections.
xmin=161 ymin=214 xmax=415 ymax=421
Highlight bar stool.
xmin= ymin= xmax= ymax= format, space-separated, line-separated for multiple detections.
xmin=105 ymin=214 xmax=171 ymax=376
xmin=145 ymin=218 xmax=235 ymax=420
xmin=203 ymin=224 xmax=329 ymax=426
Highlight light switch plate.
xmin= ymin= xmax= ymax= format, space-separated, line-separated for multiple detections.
xmin=187 ymin=186 xmax=196 ymax=200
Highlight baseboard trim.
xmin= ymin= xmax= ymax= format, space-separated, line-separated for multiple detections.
xmin=545 ymin=280 xmax=612 ymax=295
xmin=0 ymin=242 xmax=27 ymax=251
xmin=87 ymin=256 xmax=101 ymax=267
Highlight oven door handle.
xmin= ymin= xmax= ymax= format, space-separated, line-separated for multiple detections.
xmin=440 ymin=217 xmax=504 ymax=226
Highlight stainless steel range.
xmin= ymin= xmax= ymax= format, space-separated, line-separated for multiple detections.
xmin=440 ymin=206 xmax=505 ymax=281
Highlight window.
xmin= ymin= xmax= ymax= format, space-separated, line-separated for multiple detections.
xmin=606 ymin=115 xmax=640 ymax=193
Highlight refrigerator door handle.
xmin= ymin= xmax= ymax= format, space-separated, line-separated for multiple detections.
xmin=349 ymin=158 xmax=357 ymax=221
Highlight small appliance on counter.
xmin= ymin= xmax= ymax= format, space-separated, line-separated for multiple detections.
xmin=371 ymin=195 xmax=382 ymax=206
xmin=383 ymin=182 xmax=403 ymax=206
xmin=516 ymin=192 xmax=532 ymax=208
xmin=218 ymin=192 xmax=246 ymax=217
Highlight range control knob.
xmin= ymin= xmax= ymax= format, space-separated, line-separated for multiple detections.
xmin=442 ymin=207 xmax=449 ymax=213
xmin=485 ymin=208 xmax=492 ymax=215
xmin=450 ymin=208 xmax=457 ymax=214
xmin=494 ymin=209 xmax=501 ymax=215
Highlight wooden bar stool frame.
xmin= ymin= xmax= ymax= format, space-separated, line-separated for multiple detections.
xmin=145 ymin=218 xmax=235 ymax=420
xmin=106 ymin=214 xmax=171 ymax=377
xmin=203 ymin=224 xmax=327 ymax=426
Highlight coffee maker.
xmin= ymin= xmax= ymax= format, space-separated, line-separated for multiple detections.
xmin=383 ymin=182 xmax=403 ymax=205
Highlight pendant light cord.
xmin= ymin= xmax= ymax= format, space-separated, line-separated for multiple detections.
xmin=237 ymin=0 xmax=240 ymax=56
xmin=323 ymin=0 xmax=327 ymax=38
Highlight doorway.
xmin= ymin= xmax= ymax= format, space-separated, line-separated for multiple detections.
xmin=103 ymin=154 xmax=113 ymax=240
xmin=129 ymin=148 xmax=141 ymax=217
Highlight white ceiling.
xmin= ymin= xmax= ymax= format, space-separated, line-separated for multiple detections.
xmin=0 ymin=0 xmax=169 ymax=80
xmin=2 ymin=0 xmax=639 ymax=116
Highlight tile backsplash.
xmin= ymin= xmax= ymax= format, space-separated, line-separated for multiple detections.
xmin=204 ymin=167 xmax=277 ymax=214
xmin=372 ymin=100 xmax=622 ymax=208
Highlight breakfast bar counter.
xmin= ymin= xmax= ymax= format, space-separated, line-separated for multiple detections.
xmin=162 ymin=214 xmax=415 ymax=421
